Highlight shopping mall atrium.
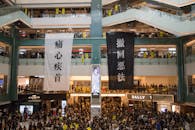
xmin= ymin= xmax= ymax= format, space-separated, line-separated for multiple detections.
xmin=0 ymin=0 xmax=195 ymax=129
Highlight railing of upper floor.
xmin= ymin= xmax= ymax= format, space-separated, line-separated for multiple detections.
xmin=152 ymin=0 xmax=194 ymax=5
xmin=4 ymin=54 xmax=195 ymax=65
xmin=0 ymin=6 xmax=31 ymax=28
xmin=1 ymin=4 xmax=193 ymax=28
xmin=0 ymin=56 xmax=179 ymax=65
xmin=0 ymin=55 xmax=9 ymax=64
xmin=161 ymin=0 xmax=192 ymax=4
xmin=0 ymin=6 xmax=20 ymax=16
xmin=31 ymin=14 xmax=91 ymax=28
xmin=185 ymin=54 xmax=195 ymax=63
xmin=103 ymin=6 xmax=195 ymax=36
xmin=139 ymin=7 xmax=195 ymax=21
xmin=24 ymin=6 xmax=195 ymax=23
xmin=103 ymin=5 xmax=195 ymax=21
xmin=17 ymin=83 xmax=177 ymax=96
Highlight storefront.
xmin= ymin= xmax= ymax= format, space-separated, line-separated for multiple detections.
xmin=127 ymin=93 xmax=154 ymax=110
xmin=153 ymin=94 xmax=174 ymax=112
xmin=127 ymin=93 xmax=174 ymax=112
xmin=18 ymin=93 xmax=67 ymax=113
xmin=69 ymin=93 xmax=126 ymax=105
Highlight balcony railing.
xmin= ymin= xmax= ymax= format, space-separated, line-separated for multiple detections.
xmin=2 ymin=56 xmax=191 ymax=65
xmin=16 ymin=58 xmax=178 ymax=65
xmin=101 ymin=58 xmax=177 ymax=65
xmin=185 ymin=55 xmax=195 ymax=63
xmin=4 ymin=53 xmax=194 ymax=65
xmin=0 ymin=6 xmax=20 ymax=16
xmin=0 ymin=56 xmax=9 ymax=64
xmin=18 ymin=85 xmax=177 ymax=96
xmin=31 ymin=14 xmax=91 ymax=28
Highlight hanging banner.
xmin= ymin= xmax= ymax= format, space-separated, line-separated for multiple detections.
xmin=106 ymin=32 xmax=134 ymax=90
xmin=44 ymin=33 xmax=74 ymax=91
xmin=91 ymin=65 xmax=101 ymax=96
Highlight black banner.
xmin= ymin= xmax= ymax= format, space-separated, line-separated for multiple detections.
xmin=106 ymin=32 xmax=134 ymax=90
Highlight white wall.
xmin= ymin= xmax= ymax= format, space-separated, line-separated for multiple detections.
xmin=101 ymin=65 xmax=177 ymax=76
xmin=18 ymin=64 xmax=177 ymax=76
xmin=18 ymin=65 xmax=92 ymax=76
xmin=70 ymin=65 xmax=91 ymax=76
xmin=135 ymin=65 xmax=177 ymax=76
xmin=31 ymin=16 xmax=91 ymax=29
xmin=18 ymin=65 xmax=44 ymax=76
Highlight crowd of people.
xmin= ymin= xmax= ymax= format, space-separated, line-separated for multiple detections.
xmin=0 ymin=99 xmax=195 ymax=130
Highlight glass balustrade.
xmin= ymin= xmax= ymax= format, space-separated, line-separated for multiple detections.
xmin=3 ymin=55 xmax=194 ymax=65
xmin=0 ymin=6 xmax=20 ymax=16
xmin=0 ymin=55 xmax=9 ymax=64
xmin=103 ymin=6 xmax=195 ymax=21
xmin=185 ymin=55 xmax=195 ymax=63
xmin=13 ymin=57 xmax=178 ymax=65
xmin=3 ymin=55 xmax=195 ymax=65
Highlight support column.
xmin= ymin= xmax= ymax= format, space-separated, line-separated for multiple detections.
xmin=9 ymin=26 xmax=19 ymax=101
xmin=90 ymin=0 xmax=102 ymax=64
xmin=176 ymin=38 xmax=186 ymax=102
xmin=90 ymin=0 xmax=102 ymax=118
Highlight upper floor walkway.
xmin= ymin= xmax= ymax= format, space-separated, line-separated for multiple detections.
xmin=0 ymin=6 xmax=195 ymax=36
xmin=147 ymin=0 xmax=195 ymax=7
xmin=0 ymin=54 xmax=195 ymax=77
xmin=8 ymin=0 xmax=195 ymax=8
xmin=103 ymin=6 xmax=195 ymax=37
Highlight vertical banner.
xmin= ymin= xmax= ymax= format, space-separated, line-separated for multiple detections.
xmin=44 ymin=33 xmax=74 ymax=91
xmin=91 ymin=65 xmax=101 ymax=118
xmin=91 ymin=65 xmax=101 ymax=96
xmin=106 ymin=32 xmax=134 ymax=90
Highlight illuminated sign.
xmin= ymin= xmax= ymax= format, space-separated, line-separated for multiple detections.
xmin=132 ymin=95 xmax=146 ymax=100
xmin=28 ymin=95 xmax=40 ymax=100
xmin=127 ymin=94 xmax=174 ymax=102
xmin=127 ymin=94 xmax=152 ymax=101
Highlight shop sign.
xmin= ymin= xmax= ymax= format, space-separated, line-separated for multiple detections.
xmin=28 ymin=99 xmax=41 ymax=102
xmin=127 ymin=94 xmax=152 ymax=101
xmin=132 ymin=95 xmax=145 ymax=100
xmin=28 ymin=95 xmax=40 ymax=100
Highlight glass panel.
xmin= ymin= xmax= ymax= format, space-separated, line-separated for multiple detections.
xmin=187 ymin=75 xmax=195 ymax=95
xmin=0 ymin=6 xmax=20 ymax=16
xmin=0 ymin=74 xmax=8 ymax=95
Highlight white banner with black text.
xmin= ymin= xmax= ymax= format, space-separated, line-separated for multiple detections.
xmin=44 ymin=33 xmax=74 ymax=91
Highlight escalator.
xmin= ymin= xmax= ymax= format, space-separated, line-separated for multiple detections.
xmin=103 ymin=6 xmax=195 ymax=36
xmin=0 ymin=6 xmax=31 ymax=27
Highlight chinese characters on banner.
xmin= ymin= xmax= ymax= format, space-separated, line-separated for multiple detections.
xmin=106 ymin=32 xmax=134 ymax=90
xmin=44 ymin=33 xmax=74 ymax=91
